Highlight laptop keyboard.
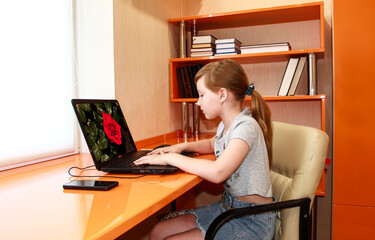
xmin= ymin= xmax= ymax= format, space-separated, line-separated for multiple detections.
xmin=113 ymin=151 xmax=148 ymax=167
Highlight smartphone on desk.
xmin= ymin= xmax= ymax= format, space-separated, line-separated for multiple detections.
xmin=63 ymin=180 xmax=118 ymax=191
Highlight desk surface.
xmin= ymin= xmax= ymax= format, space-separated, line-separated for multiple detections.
xmin=0 ymin=131 xmax=325 ymax=239
xmin=0 ymin=133 xmax=215 ymax=240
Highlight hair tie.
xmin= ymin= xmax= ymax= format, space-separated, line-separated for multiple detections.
xmin=246 ymin=83 xmax=255 ymax=95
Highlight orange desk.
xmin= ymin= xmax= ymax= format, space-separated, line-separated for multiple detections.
xmin=0 ymin=133 xmax=214 ymax=240
xmin=0 ymin=131 xmax=325 ymax=239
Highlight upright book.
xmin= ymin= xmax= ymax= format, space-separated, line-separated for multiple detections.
xmin=287 ymin=56 xmax=307 ymax=96
xmin=278 ymin=57 xmax=299 ymax=96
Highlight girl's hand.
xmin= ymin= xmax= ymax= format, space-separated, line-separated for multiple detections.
xmin=148 ymin=145 xmax=181 ymax=155
xmin=134 ymin=153 xmax=172 ymax=166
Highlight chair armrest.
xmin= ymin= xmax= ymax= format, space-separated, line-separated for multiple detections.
xmin=205 ymin=197 xmax=311 ymax=240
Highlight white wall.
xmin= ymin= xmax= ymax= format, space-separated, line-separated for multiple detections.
xmin=73 ymin=0 xmax=115 ymax=152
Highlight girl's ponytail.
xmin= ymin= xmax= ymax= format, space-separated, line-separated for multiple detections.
xmin=249 ymin=90 xmax=273 ymax=167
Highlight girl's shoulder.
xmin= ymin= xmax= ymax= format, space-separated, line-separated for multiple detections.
xmin=233 ymin=109 xmax=257 ymax=129
xmin=231 ymin=112 xmax=263 ymax=141
xmin=232 ymin=117 xmax=257 ymax=135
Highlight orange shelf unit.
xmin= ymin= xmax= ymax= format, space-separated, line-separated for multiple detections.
xmin=167 ymin=2 xmax=327 ymax=197
xmin=168 ymin=2 xmax=325 ymax=102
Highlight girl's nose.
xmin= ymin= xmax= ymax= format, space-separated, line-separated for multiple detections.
xmin=196 ymin=99 xmax=201 ymax=107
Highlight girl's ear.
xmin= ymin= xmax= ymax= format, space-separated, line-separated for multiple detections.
xmin=218 ymin=88 xmax=228 ymax=103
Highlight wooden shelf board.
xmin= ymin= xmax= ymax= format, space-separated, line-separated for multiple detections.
xmin=170 ymin=49 xmax=324 ymax=65
xmin=171 ymin=95 xmax=326 ymax=103
xmin=169 ymin=2 xmax=323 ymax=30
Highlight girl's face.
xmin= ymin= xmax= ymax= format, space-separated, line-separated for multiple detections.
xmin=196 ymin=77 xmax=222 ymax=120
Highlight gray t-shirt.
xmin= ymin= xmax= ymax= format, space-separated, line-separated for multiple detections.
xmin=214 ymin=107 xmax=272 ymax=198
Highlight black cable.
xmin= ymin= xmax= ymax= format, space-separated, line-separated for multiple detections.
xmin=68 ymin=165 xmax=149 ymax=179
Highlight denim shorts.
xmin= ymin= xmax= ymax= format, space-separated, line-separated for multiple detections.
xmin=185 ymin=190 xmax=276 ymax=240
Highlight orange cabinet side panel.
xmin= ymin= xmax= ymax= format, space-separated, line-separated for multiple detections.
xmin=333 ymin=0 xmax=375 ymax=238
xmin=333 ymin=0 xmax=375 ymax=206
xmin=333 ymin=205 xmax=375 ymax=239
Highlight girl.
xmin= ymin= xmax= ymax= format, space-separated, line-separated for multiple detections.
xmin=135 ymin=59 xmax=276 ymax=240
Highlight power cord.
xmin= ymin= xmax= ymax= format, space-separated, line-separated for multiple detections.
xmin=68 ymin=165 xmax=149 ymax=179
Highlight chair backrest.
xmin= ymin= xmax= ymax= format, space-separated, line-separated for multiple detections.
xmin=270 ymin=121 xmax=328 ymax=240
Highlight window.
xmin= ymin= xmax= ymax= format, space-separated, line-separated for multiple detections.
xmin=0 ymin=0 xmax=77 ymax=170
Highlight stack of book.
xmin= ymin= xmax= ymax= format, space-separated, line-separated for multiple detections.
xmin=191 ymin=35 xmax=216 ymax=57
xmin=241 ymin=42 xmax=291 ymax=54
xmin=215 ymin=38 xmax=242 ymax=55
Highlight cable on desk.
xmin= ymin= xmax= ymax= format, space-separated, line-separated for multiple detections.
xmin=68 ymin=165 xmax=149 ymax=179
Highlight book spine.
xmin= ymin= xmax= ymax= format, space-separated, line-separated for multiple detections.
xmin=187 ymin=66 xmax=199 ymax=98
xmin=215 ymin=38 xmax=242 ymax=45
xmin=216 ymin=48 xmax=241 ymax=54
xmin=176 ymin=67 xmax=185 ymax=98
xmin=216 ymin=43 xmax=241 ymax=49
xmin=182 ymin=66 xmax=192 ymax=98
xmin=192 ymin=35 xmax=216 ymax=44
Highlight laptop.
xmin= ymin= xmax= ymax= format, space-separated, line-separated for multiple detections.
xmin=71 ymin=99 xmax=178 ymax=174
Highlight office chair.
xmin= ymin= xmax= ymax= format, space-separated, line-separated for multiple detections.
xmin=205 ymin=121 xmax=329 ymax=240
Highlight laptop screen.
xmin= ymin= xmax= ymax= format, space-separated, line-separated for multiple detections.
xmin=72 ymin=99 xmax=137 ymax=164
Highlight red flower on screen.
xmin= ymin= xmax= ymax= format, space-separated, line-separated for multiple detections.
xmin=102 ymin=112 xmax=122 ymax=145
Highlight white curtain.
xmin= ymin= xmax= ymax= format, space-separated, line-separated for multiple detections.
xmin=0 ymin=0 xmax=77 ymax=169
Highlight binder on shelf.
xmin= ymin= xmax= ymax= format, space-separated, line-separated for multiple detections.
xmin=176 ymin=65 xmax=202 ymax=98
xmin=176 ymin=67 xmax=185 ymax=98
xmin=278 ymin=57 xmax=299 ymax=96
xmin=184 ymin=66 xmax=198 ymax=98
xmin=288 ymin=56 xmax=307 ymax=96
xmin=181 ymin=66 xmax=193 ymax=98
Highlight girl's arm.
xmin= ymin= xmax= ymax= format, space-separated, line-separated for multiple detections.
xmin=149 ymin=137 xmax=215 ymax=155
xmin=134 ymin=138 xmax=249 ymax=184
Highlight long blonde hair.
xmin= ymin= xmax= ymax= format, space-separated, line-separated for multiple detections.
xmin=195 ymin=59 xmax=273 ymax=166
